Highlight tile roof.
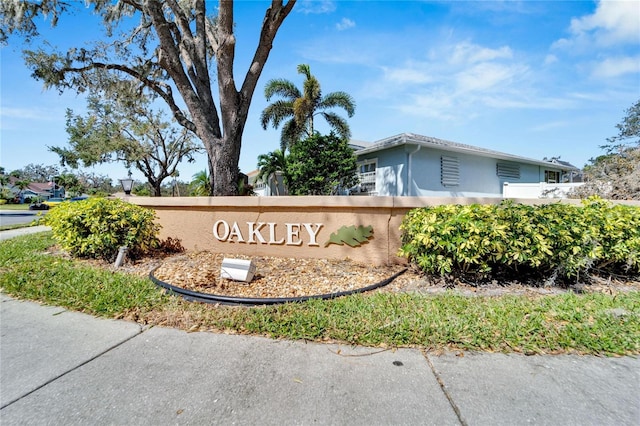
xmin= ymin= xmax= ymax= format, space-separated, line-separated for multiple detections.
xmin=354 ymin=133 xmax=580 ymax=170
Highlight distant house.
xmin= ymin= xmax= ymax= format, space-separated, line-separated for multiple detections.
xmin=6 ymin=178 xmax=65 ymax=203
xmin=27 ymin=182 xmax=60 ymax=200
xmin=353 ymin=133 xmax=580 ymax=197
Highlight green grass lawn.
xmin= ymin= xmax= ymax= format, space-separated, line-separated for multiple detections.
xmin=1 ymin=232 xmax=638 ymax=356
xmin=0 ymin=204 xmax=30 ymax=211
xmin=0 ymin=223 xmax=41 ymax=232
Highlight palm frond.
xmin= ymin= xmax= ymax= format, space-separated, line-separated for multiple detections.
xmin=281 ymin=119 xmax=305 ymax=151
xmin=296 ymin=64 xmax=312 ymax=80
xmin=319 ymin=91 xmax=356 ymax=117
xmin=264 ymin=79 xmax=301 ymax=101
xmin=260 ymin=100 xmax=294 ymax=130
xmin=321 ymin=112 xmax=351 ymax=140
xmin=303 ymin=75 xmax=321 ymax=105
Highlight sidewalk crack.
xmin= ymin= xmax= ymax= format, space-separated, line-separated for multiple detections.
xmin=422 ymin=349 xmax=468 ymax=426
xmin=1 ymin=326 xmax=145 ymax=410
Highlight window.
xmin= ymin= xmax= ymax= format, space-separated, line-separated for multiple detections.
xmin=441 ymin=156 xmax=460 ymax=187
xmin=359 ymin=161 xmax=376 ymax=174
xmin=545 ymin=170 xmax=560 ymax=183
xmin=496 ymin=163 xmax=520 ymax=180
xmin=357 ymin=159 xmax=377 ymax=193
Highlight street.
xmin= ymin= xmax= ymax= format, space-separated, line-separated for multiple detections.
xmin=0 ymin=211 xmax=45 ymax=227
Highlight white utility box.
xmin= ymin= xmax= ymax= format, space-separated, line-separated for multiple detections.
xmin=220 ymin=258 xmax=256 ymax=282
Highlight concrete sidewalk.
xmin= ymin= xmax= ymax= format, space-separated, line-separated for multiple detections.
xmin=0 ymin=225 xmax=51 ymax=241
xmin=1 ymin=295 xmax=638 ymax=425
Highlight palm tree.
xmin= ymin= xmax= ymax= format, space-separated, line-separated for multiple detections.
xmin=170 ymin=171 xmax=180 ymax=196
xmin=189 ymin=170 xmax=211 ymax=196
xmin=0 ymin=174 xmax=13 ymax=203
xmin=260 ymin=64 xmax=356 ymax=151
xmin=256 ymin=149 xmax=288 ymax=196
xmin=15 ymin=179 xmax=31 ymax=203
xmin=56 ymin=173 xmax=81 ymax=198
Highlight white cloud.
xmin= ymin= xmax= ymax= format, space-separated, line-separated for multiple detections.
xmin=397 ymin=91 xmax=458 ymax=121
xmin=0 ymin=107 xmax=57 ymax=121
xmin=482 ymin=96 xmax=575 ymax=110
xmin=297 ymin=0 xmax=336 ymax=15
xmin=592 ymin=55 xmax=640 ymax=78
xmin=570 ymin=0 xmax=639 ymax=45
xmin=383 ymin=41 xmax=517 ymax=90
xmin=554 ymin=0 xmax=640 ymax=49
xmin=376 ymin=35 xmax=588 ymax=123
xmin=0 ymin=107 xmax=64 ymax=133
xmin=382 ymin=64 xmax=433 ymax=84
xmin=455 ymin=62 xmax=526 ymax=93
xmin=449 ymin=42 xmax=513 ymax=65
xmin=566 ymin=91 xmax=609 ymax=102
xmin=336 ymin=17 xmax=355 ymax=31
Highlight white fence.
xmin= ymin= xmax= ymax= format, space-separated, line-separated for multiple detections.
xmin=503 ymin=182 xmax=584 ymax=199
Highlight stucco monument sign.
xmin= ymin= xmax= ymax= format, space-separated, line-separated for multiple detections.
xmin=127 ymin=195 xmax=506 ymax=266
xmin=127 ymin=196 xmax=413 ymax=265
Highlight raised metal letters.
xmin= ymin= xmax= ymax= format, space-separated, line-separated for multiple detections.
xmin=213 ymin=220 xmax=323 ymax=246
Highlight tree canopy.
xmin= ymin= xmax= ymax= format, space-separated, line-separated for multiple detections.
xmin=260 ymin=64 xmax=356 ymax=151
xmin=8 ymin=163 xmax=59 ymax=182
xmin=1 ymin=0 xmax=296 ymax=195
xmin=286 ymin=133 xmax=358 ymax=195
xmin=571 ymin=99 xmax=640 ymax=200
xmin=605 ymin=99 xmax=640 ymax=151
xmin=55 ymin=91 xmax=200 ymax=197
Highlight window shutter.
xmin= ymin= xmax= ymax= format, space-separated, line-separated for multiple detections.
xmin=496 ymin=163 xmax=520 ymax=179
xmin=441 ymin=156 xmax=460 ymax=187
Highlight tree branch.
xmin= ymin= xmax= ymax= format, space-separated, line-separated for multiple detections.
xmin=145 ymin=0 xmax=220 ymax=138
xmin=239 ymin=1 xmax=296 ymax=116
xmin=61 ymin=61 xmax=197 ymax=134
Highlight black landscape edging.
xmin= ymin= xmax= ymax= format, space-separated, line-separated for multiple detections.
xmin=149 ymin=267 xmax=407 ymax=306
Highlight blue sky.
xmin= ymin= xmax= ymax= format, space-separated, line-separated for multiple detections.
xmin=1 ymin=0 xmax=639 ymax=184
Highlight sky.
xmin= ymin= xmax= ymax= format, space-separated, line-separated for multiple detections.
xmin=1 ymin=0 xmax=639 ymax=184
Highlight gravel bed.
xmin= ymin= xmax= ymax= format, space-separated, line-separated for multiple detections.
xmin=150 ymin=252 xmax=409 ymax=298
xmin=62 ymin=249 xmax=640 ymax=298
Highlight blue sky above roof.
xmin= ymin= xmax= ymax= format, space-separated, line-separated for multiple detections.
xmin=1 ymin=0 xmax=638 ymax=182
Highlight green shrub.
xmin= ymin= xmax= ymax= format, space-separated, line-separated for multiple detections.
xmin=399 ymin=198 xmax=640 ymax=280
xmin=43 ymin=197 xmax=160 ymax=261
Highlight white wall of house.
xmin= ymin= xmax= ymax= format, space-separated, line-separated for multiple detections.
xmin=503 ymin=182 xmax=585 ymax=199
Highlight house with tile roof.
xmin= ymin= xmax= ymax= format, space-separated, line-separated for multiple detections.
xmin=5 ymin=178 xmax=65 ymax=203
xmin=353 ymin=133 xmax=580 ymax=197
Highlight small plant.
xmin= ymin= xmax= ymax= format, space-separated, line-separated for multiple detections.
xmin=43 ymin=197 xmax=160 ymax=261
xmin=158 ymin=236 xmax=185 ymax=254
